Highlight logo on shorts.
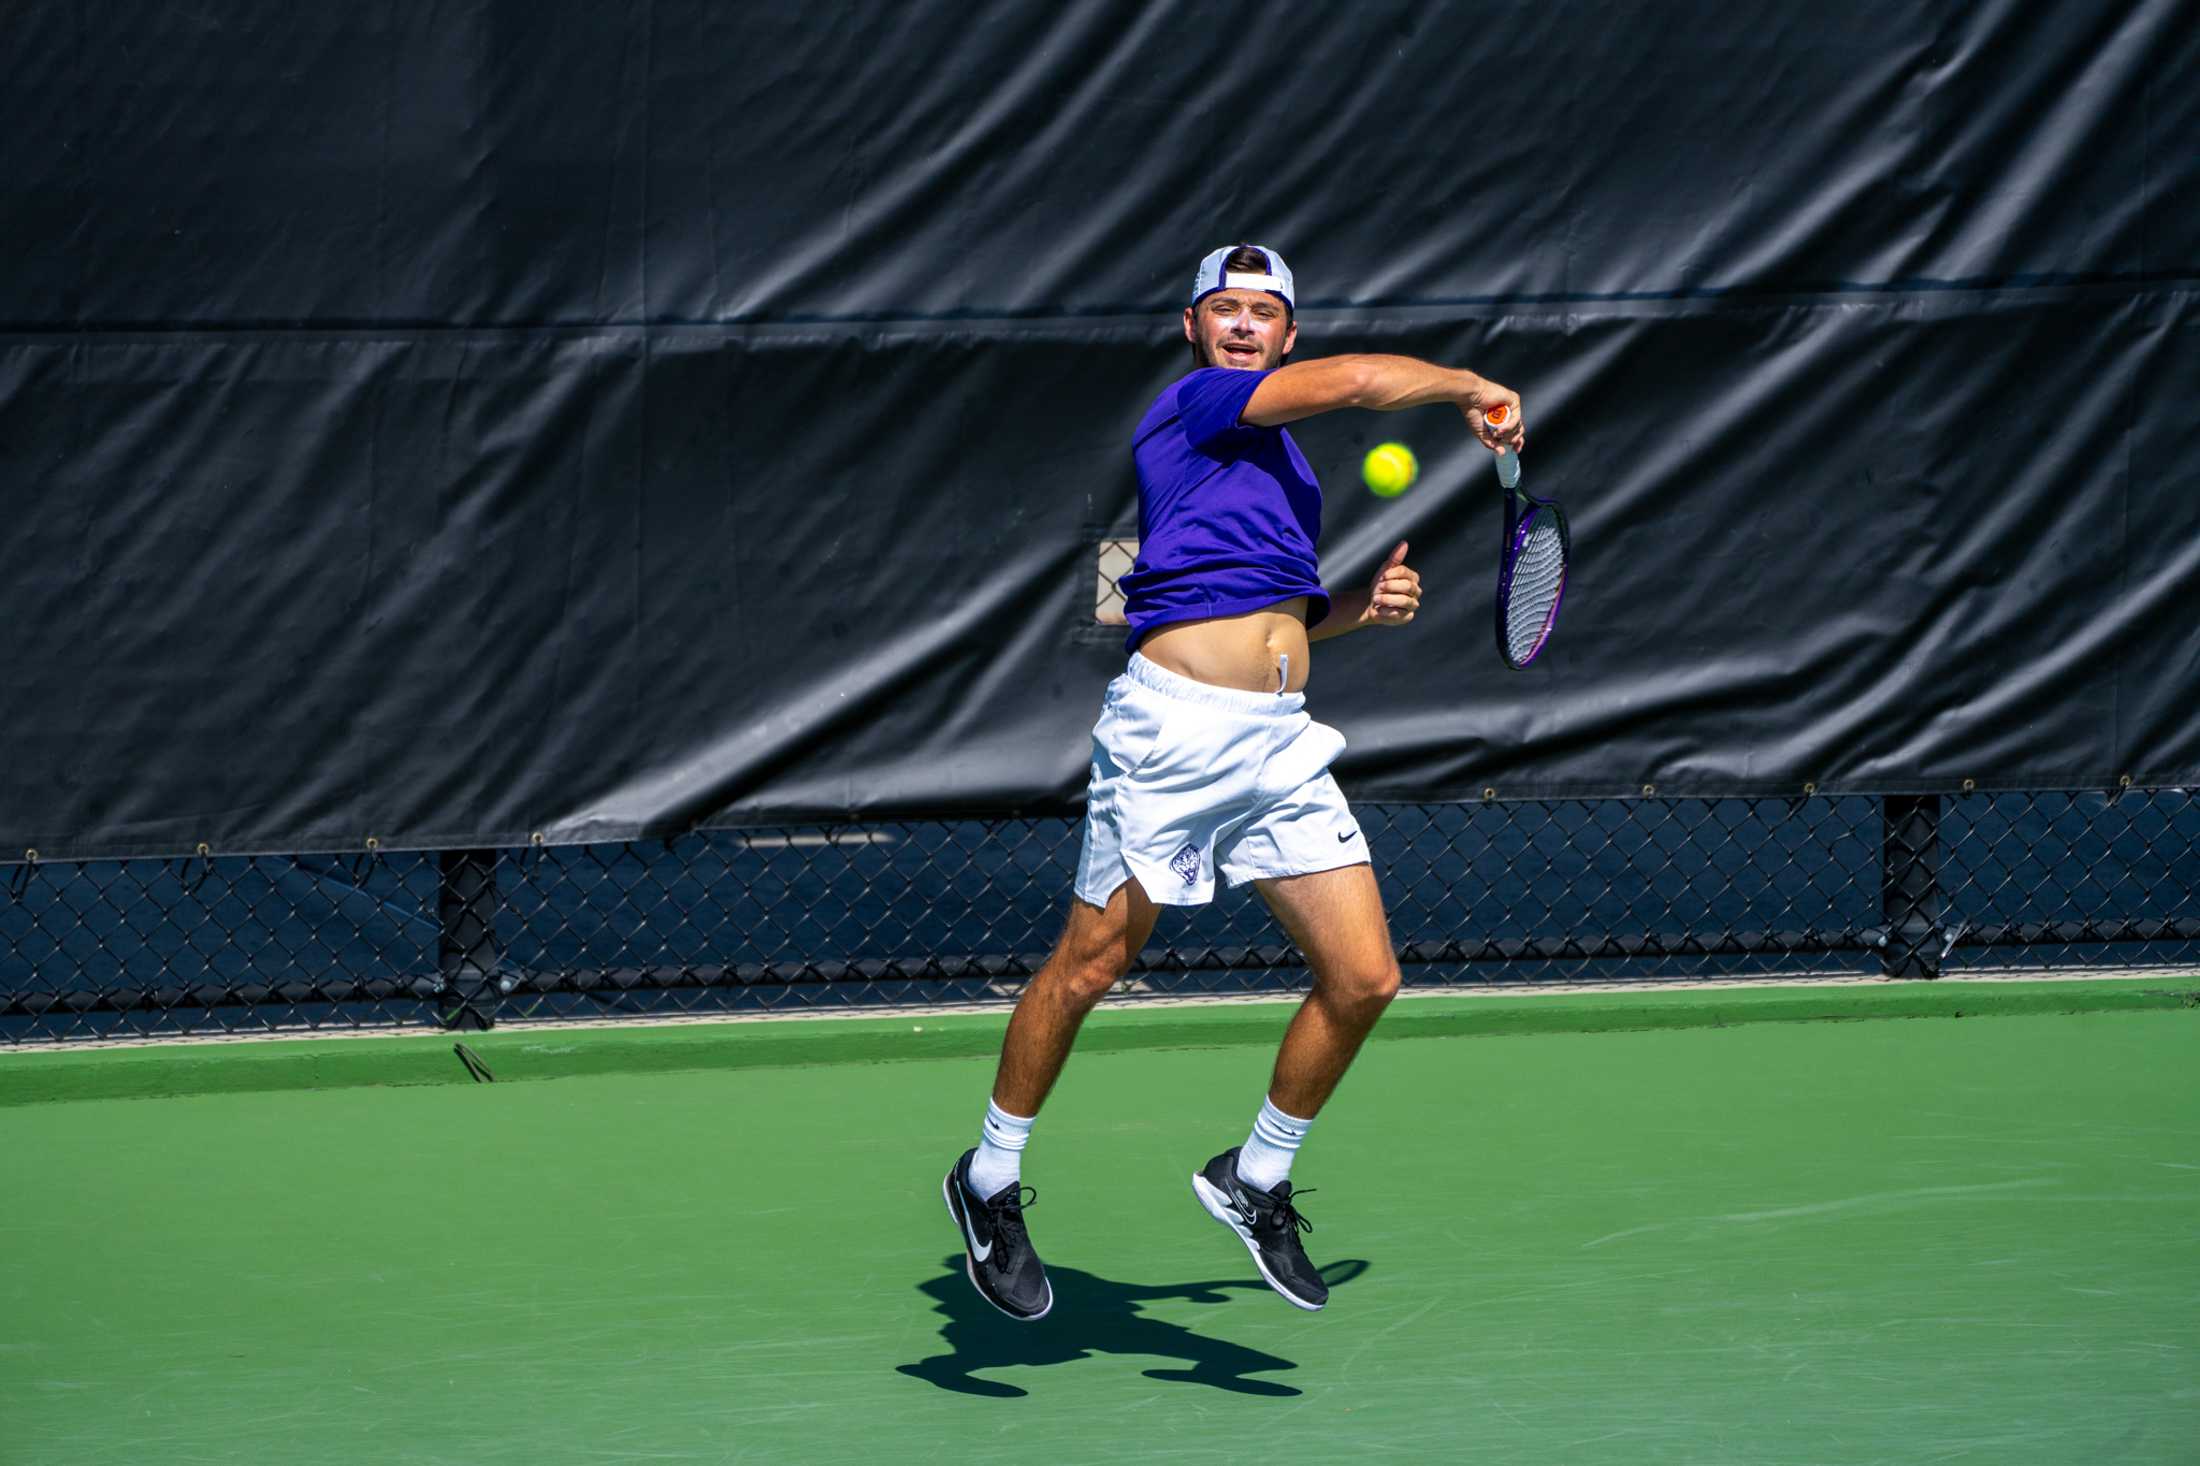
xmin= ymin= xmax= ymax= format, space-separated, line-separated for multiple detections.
xmin=1169 ymin=843 xmax=1202 ymax=887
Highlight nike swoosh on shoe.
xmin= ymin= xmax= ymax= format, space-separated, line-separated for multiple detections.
xmin=959 ymin=1195 xmax=993 ymax=1262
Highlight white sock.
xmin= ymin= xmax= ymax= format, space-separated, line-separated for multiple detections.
xmin=966 ymin=1099 xmax=1034 ymax=1198
xmin=1235 ymin=1096 xmax=1314 ymax=1193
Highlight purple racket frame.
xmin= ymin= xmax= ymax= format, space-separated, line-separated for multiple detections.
xmin=1493 ymin=450 xmax=1571 ymax=670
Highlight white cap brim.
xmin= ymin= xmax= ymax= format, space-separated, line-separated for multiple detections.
xmin=1191 ymin=245 xmax=1295 ymax=309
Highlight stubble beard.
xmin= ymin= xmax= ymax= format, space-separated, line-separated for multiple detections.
xmin=1200 ymin=333 xmax=1279 ymax=372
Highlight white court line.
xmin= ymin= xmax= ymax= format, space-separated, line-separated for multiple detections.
xmin=14 ymin=966 xmax=2192 ymax=1053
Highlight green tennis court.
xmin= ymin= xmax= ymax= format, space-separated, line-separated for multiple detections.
xmin=4 ymin=981 xmax=2196 ymax=1465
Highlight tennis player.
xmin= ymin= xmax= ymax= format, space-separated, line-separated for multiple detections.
xmin=944 ymin=244 xmax=1525 ymax=1319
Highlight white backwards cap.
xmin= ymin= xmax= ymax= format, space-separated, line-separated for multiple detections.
xmin=1191 ymin=244 xmax=1295 ymax=311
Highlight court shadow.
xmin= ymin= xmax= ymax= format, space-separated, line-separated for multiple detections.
xmin=897 ymin=1256 xmax=1370 ymax=1398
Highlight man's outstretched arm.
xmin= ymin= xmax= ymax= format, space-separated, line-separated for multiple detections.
xmin=1241 ymin=354 xmax=1525 ymax=450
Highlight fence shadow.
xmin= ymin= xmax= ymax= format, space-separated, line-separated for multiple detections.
xmin=896 ymin=1255 xmax=1369 ymax=1398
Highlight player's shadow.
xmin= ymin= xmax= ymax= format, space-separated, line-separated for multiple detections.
xmin=897 ymin=1256 xmax=1369 ymax=1398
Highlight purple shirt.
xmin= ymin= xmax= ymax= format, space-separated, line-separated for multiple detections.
xmin=1118 ymin=367 xmax=1330 ymax=650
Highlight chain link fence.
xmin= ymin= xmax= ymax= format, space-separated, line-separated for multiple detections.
xmin=5 ymin=788 xmax=2197 ymax=1044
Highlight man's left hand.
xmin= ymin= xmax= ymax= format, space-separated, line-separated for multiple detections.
xmin=1364 ymin=541 xmax=1421 ymax=627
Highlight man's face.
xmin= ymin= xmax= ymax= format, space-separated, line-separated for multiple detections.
xmin=1183 ymin=288 xmax=1297 ymax=371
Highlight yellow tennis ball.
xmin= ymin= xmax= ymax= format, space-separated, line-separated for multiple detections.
xmin=1362 ymin=441 xmax=1419 ymax=497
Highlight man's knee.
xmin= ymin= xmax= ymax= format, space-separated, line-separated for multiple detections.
xmin=1320 ymin=955 xmax=1401 ymax=1017
xmin=1048 ymin=904 xmax=1139 ymax=1005
xmin=1062 ymin=949 xmax=1131 ymax=1005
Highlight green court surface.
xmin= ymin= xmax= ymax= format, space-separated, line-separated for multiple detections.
xmin=3 ymin=982 xmax=2196 ymax=1464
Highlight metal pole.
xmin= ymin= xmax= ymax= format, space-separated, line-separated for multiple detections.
xmin=1880 ymin=794 xmax=1943 ymax=977
xmin=436 ymin=848 xmax=501 ymax=1029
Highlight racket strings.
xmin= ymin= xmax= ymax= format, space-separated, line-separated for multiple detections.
xmin=1504 ymin=514 xmax=1567 ymax=664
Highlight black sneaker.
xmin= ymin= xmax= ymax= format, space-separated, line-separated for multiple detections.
xmin=1192 ymin=1147 xmax=1329 ymax=1311
xmin=942 ymin=1149 xmax=1053 ymax=1321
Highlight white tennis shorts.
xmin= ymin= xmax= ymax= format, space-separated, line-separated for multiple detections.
xmin=1074 ymin=653 xmax=1368 ymax=908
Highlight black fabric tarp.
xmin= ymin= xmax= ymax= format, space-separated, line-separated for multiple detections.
xmin=3 ymin=0 xmax=2196 ymax=862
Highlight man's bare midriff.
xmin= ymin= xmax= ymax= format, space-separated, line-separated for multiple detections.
xmin=1137 ymin=598 xmax=1312 ymax=694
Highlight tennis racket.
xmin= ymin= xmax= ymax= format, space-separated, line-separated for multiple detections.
xmin=1482 ymin=402 xmax=1569 ymax=669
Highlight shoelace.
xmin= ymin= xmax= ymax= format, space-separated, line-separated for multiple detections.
xmin=983 ymin=1183 xmax=1038 ymax=1253
xmin=1250 ymin=1185 xmax=1315 ymax=1241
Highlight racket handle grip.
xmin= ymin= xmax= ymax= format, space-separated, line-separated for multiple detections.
xmin=1479 ymin=401 xmax=1521 ymax=486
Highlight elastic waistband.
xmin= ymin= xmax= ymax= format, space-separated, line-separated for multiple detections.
xmin=1123 ymin=653 xmax=1304 ymax=716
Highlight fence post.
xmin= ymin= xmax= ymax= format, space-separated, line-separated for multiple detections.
xmin=1880 ymin=794 xmax=1943 ymax=977
xmin=436 ymin=848 xmax=501 ymax=1029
